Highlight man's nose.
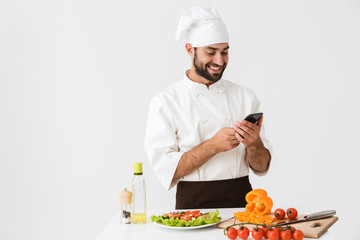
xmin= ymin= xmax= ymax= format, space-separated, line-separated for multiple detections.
xmin=213 ymin=53 xmax=224 ymax=66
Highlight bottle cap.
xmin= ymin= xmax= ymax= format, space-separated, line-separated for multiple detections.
xmin=119 ymin=188 xmax=132 ymax=204
xmin=134 ymin=162 xmax=143 ymax=175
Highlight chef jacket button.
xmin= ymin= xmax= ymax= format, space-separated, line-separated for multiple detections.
xmin=226 ymin=117 xmax=231 ymax=121
xmin=194 ymin=92 xmax=199 ymax=97
xmin=202 ymin=118 xmax=207 ymax=123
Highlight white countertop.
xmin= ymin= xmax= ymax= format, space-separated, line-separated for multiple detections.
xmin=96 ymin=208 xmax=335 ymax=240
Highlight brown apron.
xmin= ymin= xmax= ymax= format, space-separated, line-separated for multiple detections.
xmin=175 ymin=176 xmax=252 ymax=209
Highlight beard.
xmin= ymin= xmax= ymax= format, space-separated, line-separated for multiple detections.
xmin=193 ymin=50 xmax=227 ymax=82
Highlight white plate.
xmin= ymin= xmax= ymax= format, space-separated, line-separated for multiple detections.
xmin=151 ymin=221 xmax=219 ymax=230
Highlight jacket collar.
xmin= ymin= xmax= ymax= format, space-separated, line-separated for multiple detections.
xmin=182 ymin=70 xmax=224 ymax=94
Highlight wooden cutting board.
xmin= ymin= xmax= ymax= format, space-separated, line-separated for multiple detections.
xmin=217 ymin=214 xmax=338 ymax=239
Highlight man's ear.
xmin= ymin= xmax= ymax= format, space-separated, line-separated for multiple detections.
xmin=185 ymin=43 xmax=194 ymax=57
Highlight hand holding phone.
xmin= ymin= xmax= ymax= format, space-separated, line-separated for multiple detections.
xmin=244 ymin=112 xmax=263 ymax=124
xmin=234 ymin=113 xmax=263 ymax=145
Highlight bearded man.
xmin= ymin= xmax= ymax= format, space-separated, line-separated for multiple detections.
xmin=144 ymin=6 xmax=272 ymax=209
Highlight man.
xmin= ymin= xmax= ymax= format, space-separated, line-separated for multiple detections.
xmin=144 ymin=6 xmax=272 ymax=209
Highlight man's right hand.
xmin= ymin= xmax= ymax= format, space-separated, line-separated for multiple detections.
xmin=209 ymin=127 xmax=240 ymax=153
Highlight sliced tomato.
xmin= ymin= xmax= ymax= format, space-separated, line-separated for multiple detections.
xmin=180 ymin=214 xmax=191 ymax=221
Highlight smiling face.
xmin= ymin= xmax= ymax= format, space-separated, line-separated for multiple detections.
xmin=186 ymin=43 xmax=229 ymax=86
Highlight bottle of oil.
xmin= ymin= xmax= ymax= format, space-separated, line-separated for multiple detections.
xmin=131 ymin=162 xmax=146 ymax=223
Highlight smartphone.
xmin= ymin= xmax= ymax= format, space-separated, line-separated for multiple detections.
xmin=244 ymin=112 xmax=263 ymax=124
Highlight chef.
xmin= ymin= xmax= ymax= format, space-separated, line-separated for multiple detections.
xmin=144 ymin=6 xmax=272 ymax=209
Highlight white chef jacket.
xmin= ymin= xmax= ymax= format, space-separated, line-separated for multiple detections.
xmin=144 ymin=73 xmax=272 ymax=191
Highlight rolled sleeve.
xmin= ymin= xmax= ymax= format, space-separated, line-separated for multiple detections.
xmin=144 ymin=94 xmax=182 ymax=190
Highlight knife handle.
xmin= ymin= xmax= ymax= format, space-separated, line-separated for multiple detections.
xmin=304 ymin=210 xmax=336 ymax=220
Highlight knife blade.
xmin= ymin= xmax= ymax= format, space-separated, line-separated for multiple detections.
xmin=276 ymin=210 xmax=336 ymax=226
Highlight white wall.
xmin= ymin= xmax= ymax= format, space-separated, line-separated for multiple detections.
xmin=1 ymin=0 xmax=359 ymax=239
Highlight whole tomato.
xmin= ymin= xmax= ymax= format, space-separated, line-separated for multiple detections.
xmin=274 ymin=208 xmax=286 ymax=220
xmin=274 ymin=227 xmax=283 ymax=235
xmin=226 ymin=227 xmax=237 ymax=240
xmin=293 ymin=229 xmax=304 ymax=240
xmin=262 ymin=226 xmax=270 ymax=239
xmin=267 ymin=228 xmax=280 ymax=240
xmin=237 ymin=226 xmax=250 ymax=240
xmin=252 ymin=227 xmax=264 ymax=240
xmin=280 ymin=229 xmax=292 ymax=240
xmin=286 ymin=208 xmax=298 ymax=220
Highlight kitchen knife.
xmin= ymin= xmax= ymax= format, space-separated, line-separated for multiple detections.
xmin=276 ymin=210 xmax=336 ymax=226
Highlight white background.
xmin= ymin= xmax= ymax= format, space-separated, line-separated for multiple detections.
xmin=1 ymin=0 xmax=359 ymax=239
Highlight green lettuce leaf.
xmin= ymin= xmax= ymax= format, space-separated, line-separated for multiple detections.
xmin=151 ymin=210 xmax=221 ymax=227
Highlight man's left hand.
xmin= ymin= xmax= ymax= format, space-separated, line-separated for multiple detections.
xmin=234 ymin=116 xmax=263 ymax=147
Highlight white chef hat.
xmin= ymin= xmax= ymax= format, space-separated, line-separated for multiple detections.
xmin=175 ymin=6 xmax=229 ymax=47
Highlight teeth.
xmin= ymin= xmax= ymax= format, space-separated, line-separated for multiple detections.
xmin=209 ymin=66 xmax=221 ymax=70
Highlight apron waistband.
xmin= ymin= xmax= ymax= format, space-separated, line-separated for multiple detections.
xmin=175 ymin=176 xmax=252 ymax=209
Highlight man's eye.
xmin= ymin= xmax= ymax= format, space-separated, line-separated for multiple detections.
xmin=222 ymin=52 xmax=228 ymax=55
xmin=207 ymin=52 xmax=215 ymax=55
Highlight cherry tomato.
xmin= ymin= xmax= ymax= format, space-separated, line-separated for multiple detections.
xmin=280 ymin=229 xmax=292 ymax=240
xmin=292 ymin=229 xmax=304 ymax=240
xmin=267 ymin=228 xmax=280 ymax=240
xmin=237 ymin=226 xmax=250 ymax=240
xmin=262 ymin=226 xmax=270 ymax=239
xmin=252 ymin=227 xmax=264 ymax=240
xmin=274 ymin=208 xmax=286 ymax=220
xmin=287 ymin=226 xmax=295 ymax=233
xmin=274 ymin=227 xmax=283 ymax=235
xmin=226 ymin=227 xmax=237 ymax=240
xmin=286 ymin=208 xmax=298 ymax=220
